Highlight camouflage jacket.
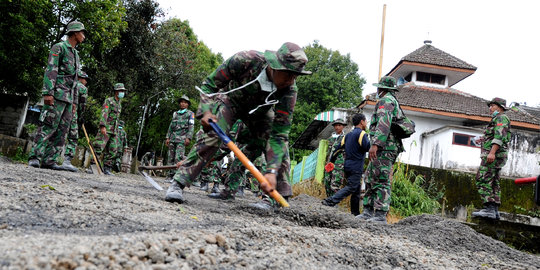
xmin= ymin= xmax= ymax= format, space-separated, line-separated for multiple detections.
xmin=327 ymin=132 xmax=345 ymax=163
xmin=41 ymin=40 xmax=80 ymax=103
xmin=198 ymin=50 xmax=297 ymax=171
xmin=166 ymin=109 xmax=195 ymax=143
xmin=99 ymin=97 xmax=122 ymax=135
xmin=369 ymin=93 xmax=404 ymax=153
xmin=481 ymin=113 xmax=511 ymax=158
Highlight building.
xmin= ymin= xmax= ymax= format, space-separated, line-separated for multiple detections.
xmin=294 ymin=41 xmax=540 ymax=178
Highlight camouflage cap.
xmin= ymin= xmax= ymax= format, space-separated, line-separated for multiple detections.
xmin=331 ymin=118 xmax=347 ymax=126
xmin=373 ymin=76 xmax=398 ymax=91
xmin=487 ymin=97 xmax=507 ymax=110
xmin=66 ymin=21 xmax=87 ymax=35
xmin=114 ymin=83 xmax=127 ymax=91
xmin=264 ymin=42 xmax=312 ymax=75
xmin=77 ymin=70 xmax=89 ymax=79
xmin=178 ymin=94 xmax=191 ymax=105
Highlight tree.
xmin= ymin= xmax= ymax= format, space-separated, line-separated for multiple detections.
xmin=0 ymin=0 xmax=54 ymax=101
xmin=0 ymin=0 xmax=126 ymax=102
xmin=291 ymin=41 xmax=366 ymax=161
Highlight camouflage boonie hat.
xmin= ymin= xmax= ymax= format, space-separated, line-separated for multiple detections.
xmin=331 ymin=118 xmax=347 ymax=126
xmin=178 ymin=94 xmax=191 ymax=105
xmin=114 ymin=83 xmax=126 ymax=91
xmin=264 ymin=42 xmax=312 ymax=75
xmin=77 ymin=70 xmax=89 ymax=79
xmin=66 ymin=21 xmax=87 ymax=35
xmin=487 ymin=97 xmax=507 ymax=111
xmin=373 ymin=76 xmax=398 ymax=91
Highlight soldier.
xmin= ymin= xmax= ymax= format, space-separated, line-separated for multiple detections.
xmin=62 ymin=70 xmax=89 ymax=172
xmin=323 ymin=118 xmax=347 ymax=197
xmin=113 ymin=120 xmax=128 ymax=172
xmin=322 ymin=114 xmax=370 ymax=216
xmin=357 ymin=76 xmax=405 ymax=224
xmin=165 ymin=42 xmax=312 ymax=211
xmin=141 ymin=151 xmax=155 ymax=167
xmin=93 ymin=83 xmax=126 ymax=175
xmin=165 ymin=95 xmax=195 ymax=180
xmin=28 ymin=21 xmax=86 ymax=170
xmin=472 ymin=97 xmax=511 ymax=220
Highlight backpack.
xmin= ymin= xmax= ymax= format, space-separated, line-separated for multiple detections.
xmin=391 ymin=104 xmax=416 ymax=139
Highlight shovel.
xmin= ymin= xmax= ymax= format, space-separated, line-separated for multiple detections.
xmin=208 ymin=119 xmax=289 ymax=207
xmin=137 ymin=165 xmax=179 ymax=191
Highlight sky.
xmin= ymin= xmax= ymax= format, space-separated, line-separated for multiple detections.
xmin=157 ymin=0 xmax=540 ymax=107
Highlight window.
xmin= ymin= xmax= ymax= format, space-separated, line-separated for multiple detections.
xmin=452 ymin=133 xmax=479 ymax=148
xmin=416 ymin=71 xmax=445 ymax=85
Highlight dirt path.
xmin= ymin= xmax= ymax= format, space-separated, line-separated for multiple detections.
xmin=0 ymin=157 xmax=538 ymax=269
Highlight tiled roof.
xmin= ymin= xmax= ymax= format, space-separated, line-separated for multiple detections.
xmin=402 ymin=44 xmax=477 ymax=70
xmin=366 ymin=83 xmax=540 ymax=126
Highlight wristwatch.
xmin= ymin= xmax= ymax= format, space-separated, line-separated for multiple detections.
xmin=265 ymin=169 xmax=277 ymax=174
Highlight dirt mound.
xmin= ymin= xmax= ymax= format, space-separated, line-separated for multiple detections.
xmin=1 ymin=158 xmax=538 ymax=269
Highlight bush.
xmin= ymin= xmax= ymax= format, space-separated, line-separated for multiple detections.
xmin=391 ymin=162 xmax=442 ymax=218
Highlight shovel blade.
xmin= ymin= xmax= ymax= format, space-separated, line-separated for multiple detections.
xmin=141 ymin=171 xmax=164 ymax=191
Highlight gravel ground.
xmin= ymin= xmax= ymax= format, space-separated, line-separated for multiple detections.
xmin=1 ymin=156 xmax=539 ymax=269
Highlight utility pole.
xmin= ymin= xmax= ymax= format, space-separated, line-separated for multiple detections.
xmin=134 ymin=91 xmax=164 ymax=160
xmin=378 ymin=4 xmax=387 ymax=81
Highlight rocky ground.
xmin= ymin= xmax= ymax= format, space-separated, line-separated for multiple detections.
xmin=0 ymin=156 xmax=539 ymax=269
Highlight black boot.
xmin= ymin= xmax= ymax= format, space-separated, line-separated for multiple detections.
xmin=199 ymin=181 xmax=209 ymax=192
xmin=208 ymin=189 xmax=235 ymax=200
xmin=356 ymin=205 xmax=374 ymax=220
xmin=367 ymin=210 xmax=387 ymax=224
xmin=472 ymin=203 xmax=498 ymax=219
xmin=321 ymin=198 xmax=336 ymax=207
xmin=236 ymin=186 xmax=245 ymax=197
xmin=28 ymin=159 xmax=40 ymax=168
xmin=103 ymin=166 xmax=114 ymax=176
xmin=61 ymin=156 xmax=78 ymax=172
xmin=210 ymin=183 xmax=220 ymax=194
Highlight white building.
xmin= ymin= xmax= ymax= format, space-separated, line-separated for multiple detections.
xmin=294 ymin=41 xmax=540 ymax=178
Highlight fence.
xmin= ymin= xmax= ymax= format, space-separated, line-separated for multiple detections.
xmin=290 ymin=140 xmax=329 ymax=184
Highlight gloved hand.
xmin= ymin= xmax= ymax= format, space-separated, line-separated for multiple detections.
xmin=324 ymin=162 xmax=335 ymax=173
xmin=78 ymin=114 xmax=84 ymax=125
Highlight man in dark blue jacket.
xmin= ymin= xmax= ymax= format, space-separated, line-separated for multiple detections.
xmin=322 ymin=113 xmax=370 ymax=215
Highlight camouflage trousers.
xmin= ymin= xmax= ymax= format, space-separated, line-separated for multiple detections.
xmin=323 ymin=155 xmax=345 ymax=197
xmin=173 ymin=100 xmax=292 ymax=197
xmin=475 ymin=156 xmax=506 ymax=205
xmin=199 ymin=160 xmax=222 ymax=184
xmin=93 ymin=132 xmax=119 ymax=167
xmin=167 ymin=141 xmax=186 ymax=177
xmin=64 ymin=109 xmax=78 ymax=158
xmin=29 ymin=100 xmax=74 ymax=166
xmin=363 ymin=150 xmax=398 ymax=212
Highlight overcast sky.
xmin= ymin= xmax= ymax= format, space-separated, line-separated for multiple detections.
xmin=157 ymin=0 xmax=540 ymax=107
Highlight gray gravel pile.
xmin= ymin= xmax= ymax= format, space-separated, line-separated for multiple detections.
xmin=1 ymin=157 xmax=538 ymax=269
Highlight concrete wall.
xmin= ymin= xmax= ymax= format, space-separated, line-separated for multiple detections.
xmin=0 ymin=93 xmax=29 ymax=137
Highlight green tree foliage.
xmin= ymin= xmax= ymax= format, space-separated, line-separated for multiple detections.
xmin=291 ymin=41 xmax=366 ymax=161
xmin=0 ymin=0 xmax=126 ymax=102
xmin=0 ymin=0 xmax=54 ymax=101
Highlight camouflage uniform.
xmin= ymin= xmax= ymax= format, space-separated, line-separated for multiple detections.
xmin=65 ymin=72 xmax=88 ymax=158
xmin=363 ymin=77 xmax=405 ymax=213
xmin=166 ymin=102 xmax=195 ymax=177
xmin=141 ymin=151 xmax=155 ymax=166
xmin=324 ymin=131 xmax=346 ymax=197
xmin=29 ymin=39 xmax=80 ymax=167
xmin=475 ymin=101 xmax=511 ymax=205
xmin=168 ymin=42 xmax=311 ymax=205
xmin=113 ymin=120 xmax=128 ymax=171
xmin=93 ymin=84 xmax=124 ymax=169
